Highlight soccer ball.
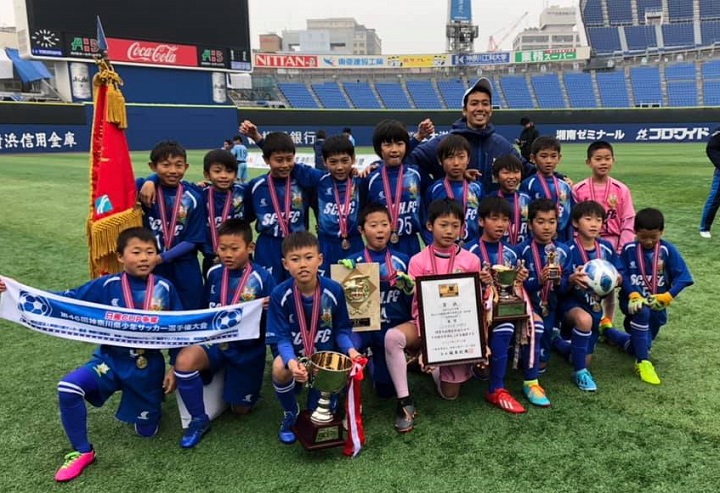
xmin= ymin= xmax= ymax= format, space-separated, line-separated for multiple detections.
xmin=18 ymin=292 xmax=52 ymax=316
xmin=582 ymin=259 xmax=619 ymax=298
xmin=212 ymin=309 xmax=244 ymax=331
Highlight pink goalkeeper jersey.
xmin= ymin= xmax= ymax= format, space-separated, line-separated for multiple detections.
xmin=573 ymin=177 xmax=635 ymax=252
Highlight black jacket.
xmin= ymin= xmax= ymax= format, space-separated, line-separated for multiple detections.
xmin=707 ymin=126 xmax=720 ymax=170
xmin=517 ymin=125 xmax=539 ymax=160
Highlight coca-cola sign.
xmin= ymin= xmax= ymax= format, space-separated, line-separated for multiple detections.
xmin=108 ymin=38 xmax=198 ymax=67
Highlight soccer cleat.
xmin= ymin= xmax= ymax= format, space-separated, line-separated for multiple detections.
xmin=635 ymin=360 xmax=661 ymax=385
xmin=574 ymin=368 xmax=598 ymax=392
xmin=485 ymin=388 xmax=526 ymax=414
xmin=134 ymin=422 xmax=159 ymax=438
xmin=471 ymin=363 xmax=489 ymax=381
xmin=700 ymin=231 xmax=712 ymax=239
xmin=54 ymin=450 xmax=95 ymax=482
xmin=180 ymin=416 xmax=211 ymax=449
xmin=394 ymin=398 xmax=416 ymax=433
xmin=598 ymin=317 xmax=613 ymax=342
xmin=278 ymin=410 xmax=298 ymax=444
xmin=522 ymin=380 xmax=551 ymax=407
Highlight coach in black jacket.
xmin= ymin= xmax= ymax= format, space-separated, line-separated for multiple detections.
xmin=515 ymin=117 xmax=539 ymax=161
xmin=700 ymin=126 xmax=720 ymax=238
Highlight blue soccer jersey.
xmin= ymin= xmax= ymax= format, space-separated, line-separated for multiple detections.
xmin=202 ymin=183 xmax=246 ymax=257
xmin=466 ymin=239 xmax=518 ymax=267
xmin=423 ymin=178 xmax=483 ymax=245
xmin=346 ymin=247 xmax=413 ymax=330
xmin=564 ymin=238 xmax=624 ymax=311
xmin=515 ymin=238 xmax=571 ymax=313
xmin=521 ymin=175 xmax=574 ymax=242
xmin=487 ymin=190 xmax=532 ymax=246
xmin=205 ymin=262 xmax=276 ymax=309
xmin=266 ymin=277 xmax=355 ymax=365
xmin=245 ymin=174 xmax=309 ymax=237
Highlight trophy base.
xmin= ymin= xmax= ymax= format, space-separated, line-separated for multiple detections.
xmin=293 ymin=410 xmax=345 ymax=451
xmin=493 ymin=298 xmax=529 ymax=322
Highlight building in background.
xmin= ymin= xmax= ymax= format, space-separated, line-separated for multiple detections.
xmin=259 ymin=33 xmax=282 ymax=53
xmin=512 ymin=6 xmax=583 ymax=52
xmin=282 ymin=18 xmax=381 ymax=55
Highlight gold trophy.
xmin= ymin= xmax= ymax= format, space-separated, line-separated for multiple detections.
xmin=545 ymin=244 xmax=561 ymax=282
xmin=293 ymin=351 xmax=353 ymax=451
xmin=490 ymin=262 xmax=529 ymax=322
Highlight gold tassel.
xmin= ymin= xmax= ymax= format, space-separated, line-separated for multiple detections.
xmin=87 ymin=206 xmax=143 ymax=278
xmin=93 ymin=64 xmax=128 ymax=129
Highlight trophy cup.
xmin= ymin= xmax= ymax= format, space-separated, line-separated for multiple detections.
xmin=491 ymin=263 xmax=529 ymax=322
xmin=545 ymin=244 xmax=561 ymax=282
xmin=293 ymin=351 xmax=353 ymax=450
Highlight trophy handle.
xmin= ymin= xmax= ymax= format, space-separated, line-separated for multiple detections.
xmin=298 ymin=357 xmax=314 ymax=387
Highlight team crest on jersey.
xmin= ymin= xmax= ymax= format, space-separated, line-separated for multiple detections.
xmin=466 ymin=191 xmax=479 ymax=208
xmin=408 ymin=183 xmax=419 ymax=199
xmin=150 ymin=297 xmax=163 ymax=311
xmin=178 ymin=205 xmax=188 ymax=222
xmin=292 ymin=191 xmax=303 ymax=208
xmin=657 ymin=259 xmax=664 ymax=273
xmin=233 ymin=197 xmax=243 ymax=210
xmin=240 ymin=287 xmax=255 ymax=301
xmin=321 ymin=307 xmax=333 ymax=327
xmin=607 ymin=193 xmax=618 ymax=209
xmin=559 ymin=190 xmax=567 ymax=202
xmin=93 ymin=362 xmax=110 ymax=377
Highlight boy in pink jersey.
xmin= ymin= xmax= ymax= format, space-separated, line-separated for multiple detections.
xmin=384 ymin=199 xmax=480 ymax=433
xmin=572 ymin=141 xmax=635 ymax=329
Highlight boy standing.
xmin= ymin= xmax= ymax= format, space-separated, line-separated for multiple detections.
xmin=173 ymin=219 xmax=275 ymax=448
xmin=604 ymin=208 xmax=693 ymax=384
xmin=266 ymin=232 xmax=360 ymax=444
xmin=231 ymin=135 xmax=248 ymax=183
xmin=487 ymin=154 xmax=533 ymax=246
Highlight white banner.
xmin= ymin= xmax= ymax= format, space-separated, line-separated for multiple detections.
xmin=247 ymin=152 xmax=378 ymax=170
xmin=0 ymin=277 xmax=263 ymax=349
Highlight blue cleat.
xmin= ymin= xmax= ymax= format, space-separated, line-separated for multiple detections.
xmin=180 ymin=416 xmax=210 ymax=449
xmin=278 ymin=410 xmax=298 ymax=444
xmin=573 ymin=368 xmax=598 ymax=392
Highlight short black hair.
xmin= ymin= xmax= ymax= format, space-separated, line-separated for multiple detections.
xmin=317 ymin=130 xmax=327 ymax=140
xmin=217 ymin=218 xmax=253 ymax=245
xmin=587 ymin=140 xmax=614 ymax=160
xmin=203 ymin=149 xmax=238 ymax=174
xmin=437 ymin=134 xmax=471 ymax=162
xmin=358 ymin=202 xmax=391 ymax=227
xmin=492 ymin=154 xmax=524 ymax=177
xmin=635 ymin=208 xmax=664 ymax=231
xmin=262 ymin=132 xmax=296 ymax=160
xmin=528 ymin=198 xmax=558 ymax=222
xmin=530 ymin=136 xmax=561 ymax=156
xmin=571 ymin=200 xmax=607 ymax=222
xmin=150 ymin=140 xmax=186 ymax=164
xmin=342 ymin=127 xmax=352 ymax=134
xmin=479 ymin=196 xmax=512 ymax=219
xmin=372 ymin=119 xmax=410 ymax=158
xmin=427 ymin=198 xmax=465 ymax=225
xmin=117 ymin=227 xmax=158 ymax=254
xmin=322 ymin=135 xmax=355 ymax=160
xmin=520 ymin=117 xmax=531 ymax=126
xmin=224 ymin=139 xmax=233 ymax=147
xmin=233 ymin=135 xmax=243 ymax=143
xmin=282 ymin=231 xmax=320 ymax=257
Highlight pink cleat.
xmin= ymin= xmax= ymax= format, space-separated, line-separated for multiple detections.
xmin=54 ymin=450 xmax=95 ymax=482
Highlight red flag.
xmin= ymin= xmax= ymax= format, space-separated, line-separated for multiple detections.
xmin=86 ymin=59 xmax=142 ymax=278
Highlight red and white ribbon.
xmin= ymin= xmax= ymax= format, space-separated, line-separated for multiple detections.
xmin=156 ymin=184 xmax=184 ymax=250
xmin=208 ymin=188 xmax=233 ymax=252
xmin=343 ymin=356 xmax=368 ymax=457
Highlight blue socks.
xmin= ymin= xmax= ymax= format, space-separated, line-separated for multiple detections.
xmin=571 ymin=328 xmax=591 ymax=372
xmin=273 ymin=379 xmax=299 ymax=415
xmin=522 ymin=321 xmax=544 ymax=380
xmin=175 ymin=370 xmax=208 ymax=420
xmin=629 ymin=321 xmax=650 ymax=361
xmin=57 ymin=368 xmax=97 ymax=453
xmin=489 ymin=323 xmax=514 ymax=393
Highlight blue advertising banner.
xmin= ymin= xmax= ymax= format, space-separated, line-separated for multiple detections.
xmin=450 ymin=0 xmax=472 ymax=21
xmin=453 ymin=52 xmax=511 ymax=66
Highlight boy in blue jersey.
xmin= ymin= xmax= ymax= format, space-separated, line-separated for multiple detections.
xmin=466 ymin=197 xmax=548 ymax=410
xmin=552 ymin=201 xmax=624 ymax=391
xmin=137 ymin=141 xmax=205 ymax=310
xmin=340 ymin=203 xmax=414 ymax=398
xmin=423 ymin=134 xmax=483 ymax=246
xmin=244 ymin=133 xmax=312 ymax=283
xmin=231 ymin=135 xmax=248 ymax=183
xmin=521 ymin=136 xmax=574 ymax=242
xmin=173 ymin=219 xmax=275 ymax=448
xmin=362 ymin=120 xmax=424 ymax=257
xmin=265 ymin=232 xmax=361 ymax=444
xmin=604 ymin=208 xmax=693 ymax=385
xmin=487 ymin=154 xmax=532 ymax=246
xmin=515 ymin=199 xmax=572 ymax=373
xmin=0 ymin=228 xmax=182 ymax=482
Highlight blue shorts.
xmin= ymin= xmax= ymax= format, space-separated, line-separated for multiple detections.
xmin=254 ymin=234 xmax=288 ymax=284
xmin=201 ymin=341 xmax=266 ymax=407
xmin=319 ymin=233 xmax=364 ymax=277
xmin=83 ymin=347 xmax=165 ymax=425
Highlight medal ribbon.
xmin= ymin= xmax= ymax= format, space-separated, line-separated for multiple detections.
xmin=364 ymin=248 xmax=396 ymax=284
xmin=478 ymin=240 xmax=503 ymax=267
xmin=267 ymin=175 xmax=292 ymax=236
xmin=220 ymin=264 xmax=254 ymax=305
xmin=530 ymin=241 xmax=553 ymax=307
xmin=589 ymin=178 xmax=611 ymax=208
xmin=208 ymin=188 xmax=233 ymax=252
xmin=381 ymin=165 xmax=404 ymax=237
xmin=637 ymin=242 xmax=660 ymax=295
xmin=343 ymin=356 xmax=368 ymax=457
xmin=538 ymin=175 xmax=561 ymax=204
xmin=498 ymin=190 xmax=521 ymax=245
xmin=443 ymin=178 xmax=469 ymax=241
xmin=429 ymin=245 xmax=457 ymax=275
xmin=156 ymin=183 xmax=184 ymax=250
xmin=292 ymin=283 xmax=321 ymax=358
xmin=575 ymin=239 xmax=600 ymax=264
xmin=121 ymin=273 xmax=154 ymax=310
xmin=333 ymin=179 xmax=353 ymax=240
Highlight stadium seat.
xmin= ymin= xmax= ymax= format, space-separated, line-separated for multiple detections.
xmin=374 ymin=81 xmax=412 ymax=109
xmin=405 ymin=80 xmax=444 ymax=109
xmin=606 ymin=0 xmax=634 ymax=25
xmin=342 ymin=82 xmax=382 ymax=109
xmin=668 ymin=0 xmax=694 ymax=22
xmin=276 ymin=82 xmax=319 ymax=109
xmin=700 ymin=0 xmax=720 ymax=20
xmin=624 ymin=25 xmax=657 ymax=52
xmin=596 ymin=71 xmax=631 ymax=108
xmin=311 ymin=82 xmax=351 ymax=109
xmin=587 ymin=27 xmax=622 ymax=55
xmin=667 ymin=81 xmax=698 ymax=107
xmin=563 ymin=72 xmax=598 ymax=108
xmin=701 ymin=20 xmax=720 ymax=45
xmin=702 ymin=60 xmax=720 ymax=79
xmin=662 ymin=23 xmax=696 ymax=48
xmin=629 ymin=66 xmax=662 ymax=106
xmin=531 ymin=74 xmax=566 ymax=109
xmin=582 ymin=0 xmax=604 ymax=27
xmin=665 ymin=63 xmax=697 ymax=80
xmin=436 ymin=79 xmax=467 ymax=109
xmin=636 ymin=0 xmax=663 ymax=20
xmin=703 ymin=81 xmax=720 ymax=106
xmin=499 ymin=75 xmax=535 ymax=109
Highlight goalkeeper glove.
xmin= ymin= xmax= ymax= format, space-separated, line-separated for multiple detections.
xmin=338 ymin=259 xmax=356 ymax=270
xmin=628 ymin=292 xmax=646 ymax=315
xmin=648 ymin=292 xmax=673 ymax=310
xmin=395 ymin=271 xmax=415 ymax=295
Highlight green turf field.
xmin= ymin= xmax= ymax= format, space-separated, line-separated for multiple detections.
xmin=1 ymin=144 xmax=719 ymax=492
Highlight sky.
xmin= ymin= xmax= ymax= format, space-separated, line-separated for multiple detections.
xmin=0 ymin=0 xmax=579 ymax=53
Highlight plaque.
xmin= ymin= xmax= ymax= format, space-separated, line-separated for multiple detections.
xmin=331 ymin=262 xmax=381 ymax=332
xmin=416 ymin=272 xmax=487 ymax=366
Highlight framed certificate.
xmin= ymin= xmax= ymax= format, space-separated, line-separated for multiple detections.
xmin=330 ymin=262 xmax=381 ymax=332
xmin=416 ymin=272 xmax=487 ymax=366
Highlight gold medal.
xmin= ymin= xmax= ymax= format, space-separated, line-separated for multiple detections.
xmin=458 ymin=240 xmax=465 ymax=248
xmin=341 ymin=238 xmax=350 ymax=250
xmin=390 ymin=232 xmax=399 ymax=244
xmin=592 ymin=303 xmax=602 ymax=312
xmin=136 ymin=356 xmax=148 ymax=370
xmin=219 ymin=343 xmax=229 ymax=351
xmin=541 ymin=305 xmax=549 ymax=317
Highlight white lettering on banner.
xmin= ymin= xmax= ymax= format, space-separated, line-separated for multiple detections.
xmin=555 ymin=128 xmax=626 ymax=142
xmin=246 ymin=152 xmax=377 ymax=171
xmin=635 ymin=127 xmax=710 ymax=142
xmin=127 ymin=42 xmax=179 ymax=64
xmin=0 ymin=131 xmax=77 ymax=152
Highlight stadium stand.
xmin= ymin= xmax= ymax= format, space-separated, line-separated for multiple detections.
xmin=311 ymin=82 xmax=351 ymax=109
xmin=701 ymin=0 xmax=720 ymax=20
xmin=606 ymin=0 xmax=634 ymax=25
xmin=582 ymin=0 xmax=604 ymax=26
xmin=276 ymin=82 xmax=319 ymax=109
xmin=662 ymin=23 xmax=696 ymax=48
xmin=596 ymin=71 xmax=631 ymax=108
xmin=499 ymin=75 xmax=535 ymax=109
xmin=375 ymin=81 xmax=413 ymax=109
xmin=629 ymin=66 xmax=662 ymax=106
xmin=587 ymin=27 xmax=622 ymax=54
xmin=624 ymin=25 xmax=657 ymax=52
xmin=343 ymin=81 xmax=382 ymax=109
xmin=665 ymin=63 xmax=699 ymax=107
xmin=635 ymin=0 xmax=662 ymax=19
xmin=668 ymin=0 xmax=694 ymax=22
xmin=563 ymin=72 xmax=598 ymax=108
xmin=436 ymin=79 xmax=467 ymax=109
xmin=531 ymin=74 xmax=566 ymax=109
xmin=701 ymin=20 xmax=720 ymax=45
xmin=405 ymin=80 xmax=444 ymax=109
